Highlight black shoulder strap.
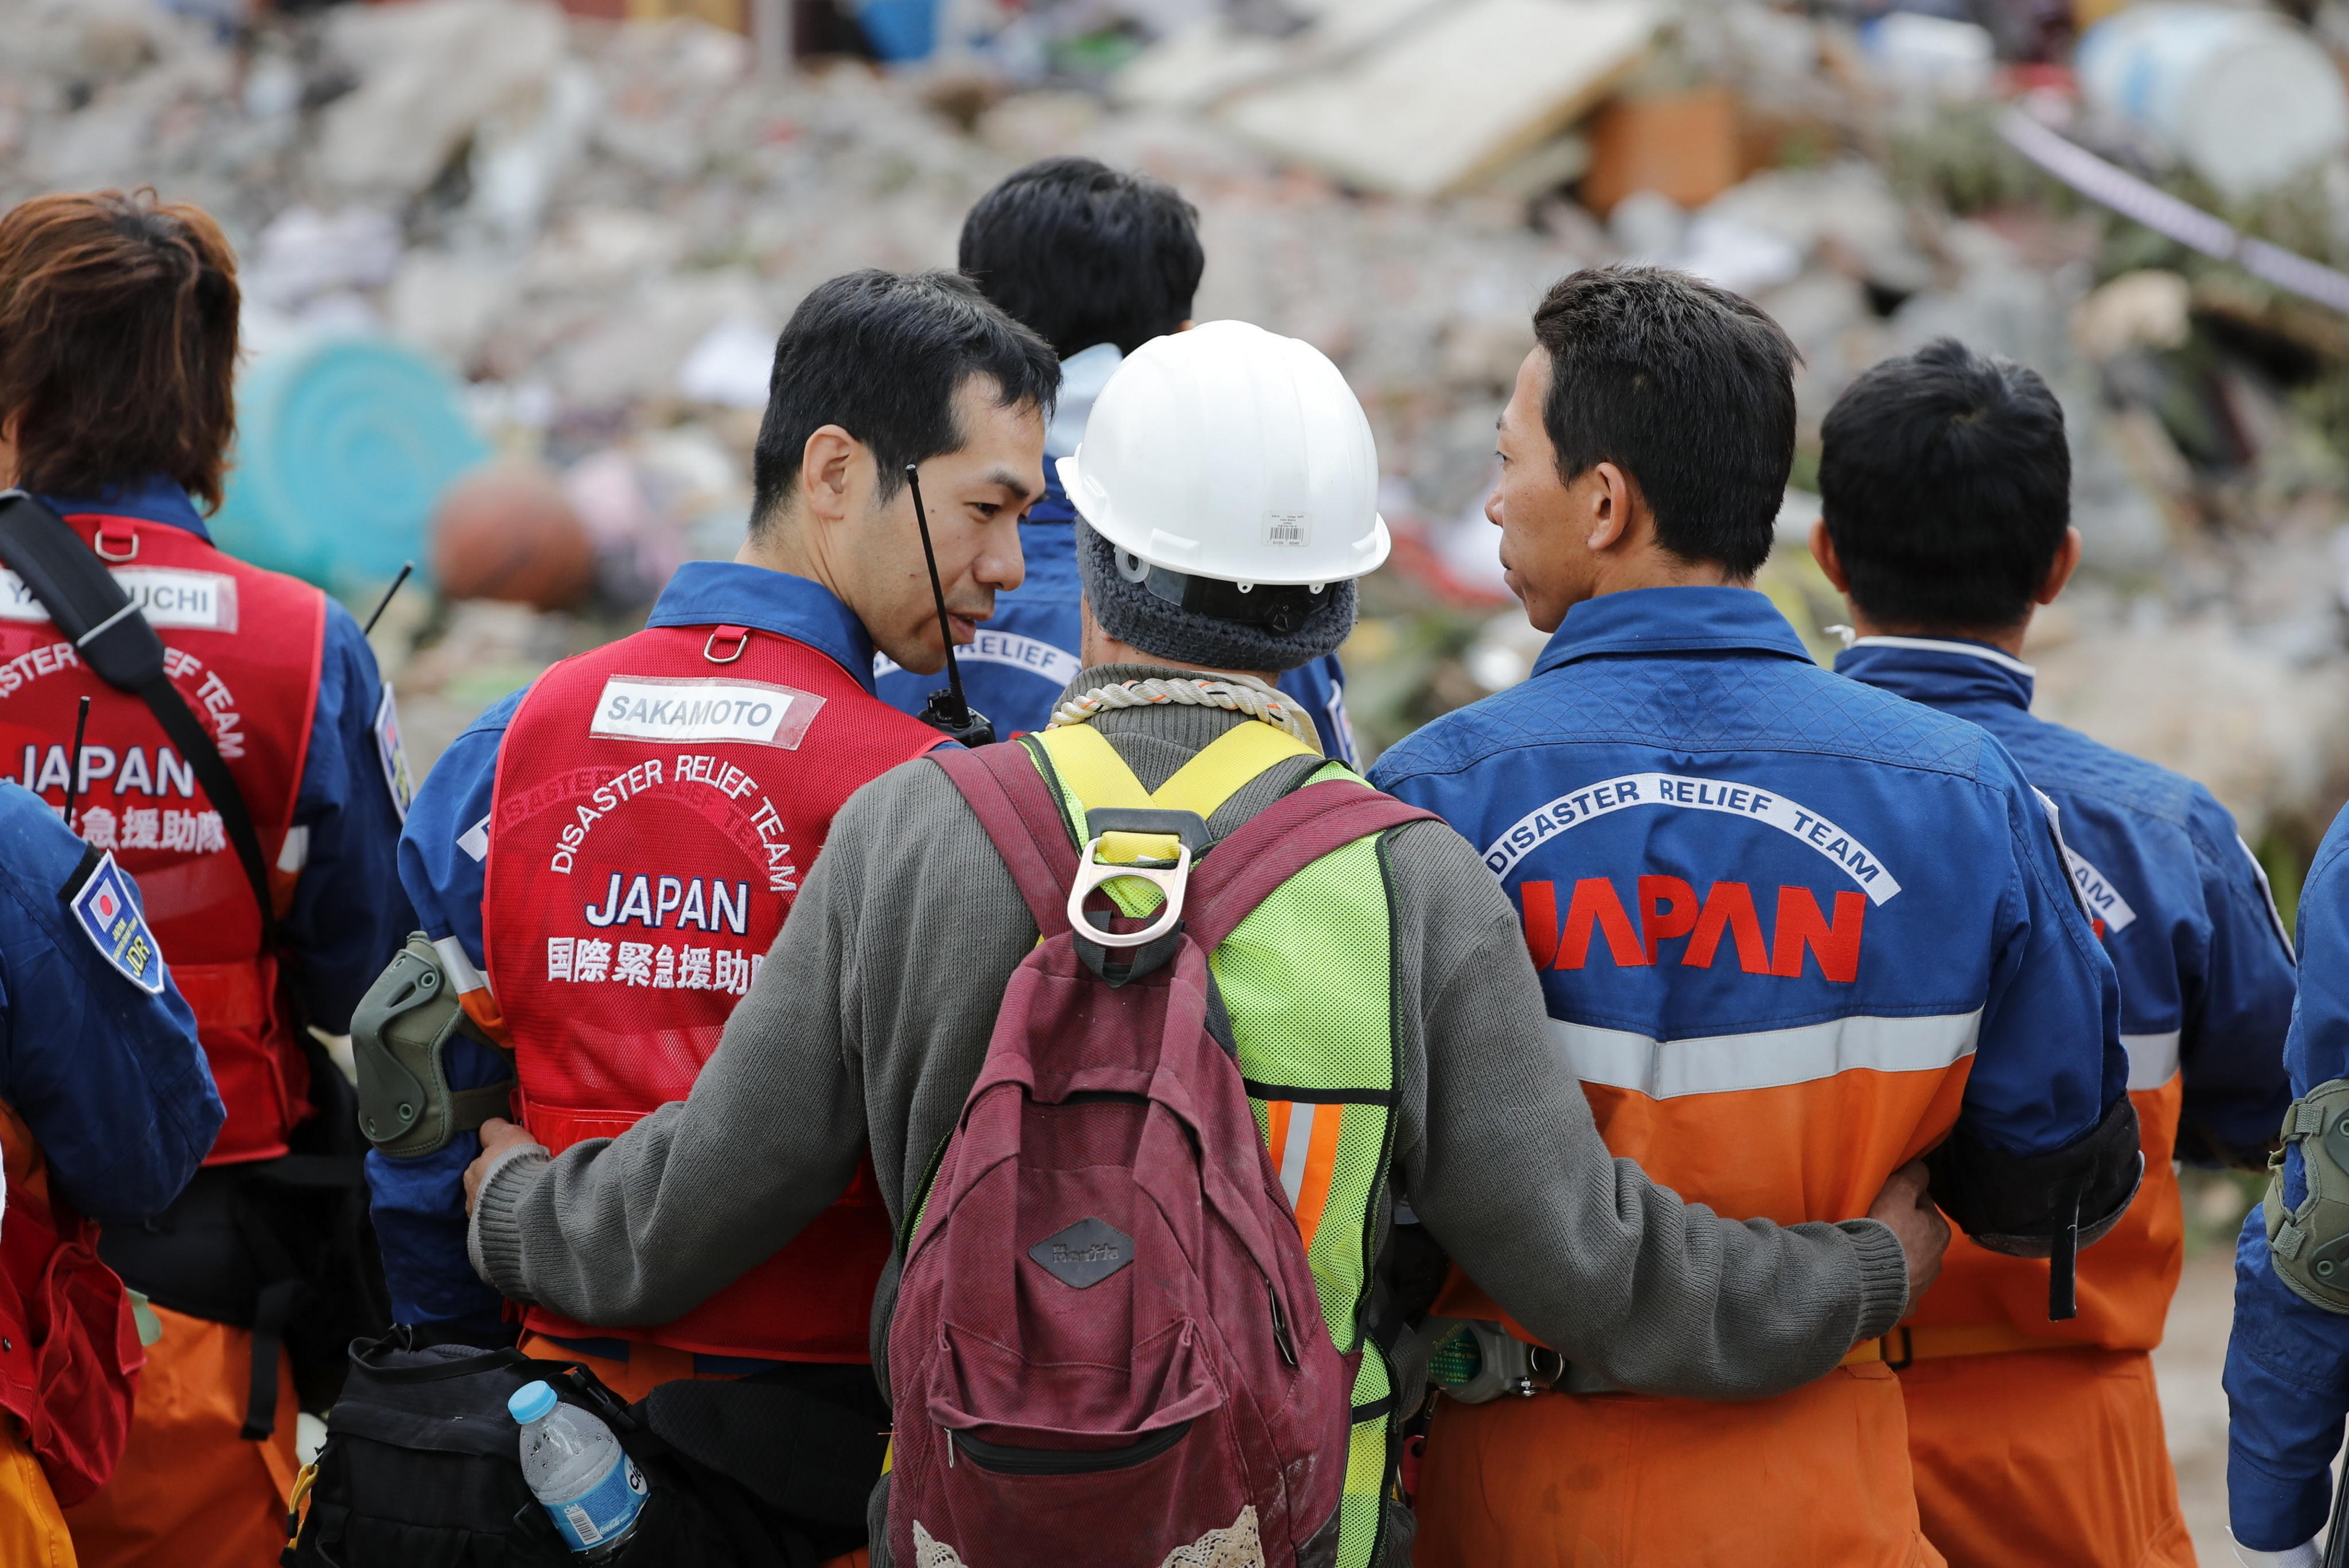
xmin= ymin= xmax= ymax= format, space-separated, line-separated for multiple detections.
xmin=0 ymin=490 xmax=276 ymax=944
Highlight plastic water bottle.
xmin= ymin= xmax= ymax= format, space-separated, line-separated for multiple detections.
xmin=508 ymin=1380 xmax=649 ymax=1559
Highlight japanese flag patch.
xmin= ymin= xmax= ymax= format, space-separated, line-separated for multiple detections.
xmin=67 ymin=852 xmax=167 ymax=993
xmin=375 ymin=684 xmax=414 ymax=822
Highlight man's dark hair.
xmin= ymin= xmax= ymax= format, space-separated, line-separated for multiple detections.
xmin=1818 ymin=337 xmax=2070 ymax=631
xmin=1532 ymin=266 xmax=1798 ymax=579
xmin=751 ymin=268 xmax=1059 ymax=531
xmin=958 ymin=158 xmax=1204 ymax=360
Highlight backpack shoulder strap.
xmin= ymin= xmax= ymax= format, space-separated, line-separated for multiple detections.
xmin=1183 ymin=781 xmax=1443 ymax=952
xmin=0 ymin=491 xmax=277 ymax=943
xmin=928 ymin=740 xmax=1080 ymax=938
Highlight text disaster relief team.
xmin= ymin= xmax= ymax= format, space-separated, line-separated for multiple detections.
xmin=0 ymin=167 xmax=2323 ymax=1568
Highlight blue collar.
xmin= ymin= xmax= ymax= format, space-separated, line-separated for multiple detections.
xmin=645 ymin=561 xmax=879 ymax=693
xmin=1532 ymin=586 xmax=1815 ymax=676
xmin=38 ymin=475 xmax=210 ymax=542
xmin=1833 ymin=635 xmax=2034 ymax=712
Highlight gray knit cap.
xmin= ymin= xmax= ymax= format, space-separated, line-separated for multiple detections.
xmin=1075 ymin=521 xmax=1357 ymax=674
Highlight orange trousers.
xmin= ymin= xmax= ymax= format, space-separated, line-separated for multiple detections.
xmin=1413 ymin=1363 xmax=1944 ymax=1568
xmin=64 ymin=1305 xmax=297 ymax=1568
xmin=518 ymin=1332 xmax=871 ymax=1568
xmin=1 ymin=1416 xmax=75 ymax=1567
xmin=1899 ymin=1345 xmax=2193 ymax=1568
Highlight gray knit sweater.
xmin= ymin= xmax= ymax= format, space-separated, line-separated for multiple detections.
xmin=471 ymin=665 xmax=1909 ymax=1405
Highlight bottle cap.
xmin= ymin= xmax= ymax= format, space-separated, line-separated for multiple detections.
xmin=508 ymin=1381 xmax=558 ymax=1425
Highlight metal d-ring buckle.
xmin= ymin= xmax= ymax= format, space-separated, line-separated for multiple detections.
xmin=93 ymin=525 xmax=138 ymax=561
xmin=703 ymin=625 xmax=750 ymax=664
xmin=1068 ymin=840 xmax=1192 ymax=949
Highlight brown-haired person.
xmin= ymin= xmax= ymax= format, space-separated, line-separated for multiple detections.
xmin=0 ymin=190 xmax=413 ymax=1568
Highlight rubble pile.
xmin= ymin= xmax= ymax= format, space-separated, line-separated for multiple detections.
xmin=4 ymin=0 xmax=2348 ymax=869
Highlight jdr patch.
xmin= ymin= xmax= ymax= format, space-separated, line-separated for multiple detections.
xmin=67 ymin=851 xmax=166 ymax=993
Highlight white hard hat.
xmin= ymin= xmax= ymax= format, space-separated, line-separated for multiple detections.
xmin=1058 ymin=320 xmax=1391 ymax=588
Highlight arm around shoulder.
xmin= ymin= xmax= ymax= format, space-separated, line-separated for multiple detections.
xmin=1386 ymin=822 xmax=1911 ymax=1401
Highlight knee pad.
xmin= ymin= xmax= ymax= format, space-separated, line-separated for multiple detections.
xmin=350 ymin=933 xmax=514 ymax=1158
xmin=2265 ymin=1078 xmax=2349 ymax=1312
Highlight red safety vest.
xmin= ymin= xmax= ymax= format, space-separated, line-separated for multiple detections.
xmin=0 ymin=1099 xmax=144 ymax=1509
xmin=482 ymin=618 xmax=942 ymax=1362
xmin=0 ymin=513 xmax=323 ymax=1165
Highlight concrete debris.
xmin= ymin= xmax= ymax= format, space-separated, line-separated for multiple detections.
xmin=315 ymin=0 xmax=571 ymax=200
xmin=1 ymin=0 xmax=2344 ymax=842
xmin=1218 ymin=0 xmax=1661 ymax=200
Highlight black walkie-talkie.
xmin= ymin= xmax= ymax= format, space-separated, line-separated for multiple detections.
xmin=905 ymin=463 xmax=996 ymax=747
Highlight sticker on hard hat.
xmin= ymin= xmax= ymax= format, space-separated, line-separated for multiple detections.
xmin=0 ymin=567 xmax=239 ymax=633
xmin=589 ymin=676 xmax=823 ymax=749
xmin=1264 ymin=512 xmax=1311 ymax=547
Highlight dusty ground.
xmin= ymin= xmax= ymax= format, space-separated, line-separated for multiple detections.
xmin=2160 ymin=1244 xmax=2249 ymax=1566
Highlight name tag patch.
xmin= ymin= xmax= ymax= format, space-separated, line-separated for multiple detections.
xmin=2060 ymin=842 xmax=2137 ymax=933
xmin=588 ymin=676 xmax=821 ymax=749
xmin=67 ymin=852 xmax=167 ymax=993
xmin=374 ymin=684 xmax=413 ymax=821
xmin=0 ymin=567 xmax=239 ymax=633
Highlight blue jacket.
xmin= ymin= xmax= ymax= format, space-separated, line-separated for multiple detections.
xmin=28 ymin=478 xmax=416 ymax=1036
xmin=1369 ymin=588 xmax=2126 ymax=1227
xmin=0 ymin=781 xmax=221 ymax=1221
xmin=872 ymin=471 xmax=1360 ymax=762
xmin=1837 ymin=636 xmax=2293 ymax=1159
xmin=381 ymin=563 xmax=892 ymax=1336
xmin=2227 ymin=802 xmax=2349 ymax=1551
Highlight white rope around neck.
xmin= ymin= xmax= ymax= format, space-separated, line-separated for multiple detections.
xmin=1047 ymin=673 xmax=1320 ymax=747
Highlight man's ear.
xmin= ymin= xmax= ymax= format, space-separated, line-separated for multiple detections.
xmin=1810 ymin=518 xmax=1854 ymax=594
xmin=2035 ymin=526 xmax=2083 ymax=607
xmin=1586 ymin=461 xmax=1638 ymax=552
xmin=798 ymin=424 xmax=862 ymax=525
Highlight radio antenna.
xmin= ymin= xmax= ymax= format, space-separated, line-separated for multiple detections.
xmin=62 ymin=694 xmax=90 ymax=834
xmin=362 ymin=561 xmax=415 ymax=637
xmin=906 ymin=464 xmax=995 ymax=747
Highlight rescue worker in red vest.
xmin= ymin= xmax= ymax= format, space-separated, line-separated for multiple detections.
xmin=1813 ymin=339 xmax=2295 ymax=1567
xmin=1370 ymin=268 xmax=2140 ymax=1567
xmin=0 ymin=191 xmax=416 ymax=1568
xmin=381 ymin=270 xmax=1057 ymax=1561
xmin=0 ymin=782 xmax=222 ymax=1567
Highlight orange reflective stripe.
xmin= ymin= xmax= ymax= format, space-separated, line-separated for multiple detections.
xmin=1262 ymin=1101 xmax=1346 ymax=1248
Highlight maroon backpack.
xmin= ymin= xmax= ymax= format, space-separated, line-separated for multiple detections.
xmin=886 ymin=740 xmax=1435 ymax=1568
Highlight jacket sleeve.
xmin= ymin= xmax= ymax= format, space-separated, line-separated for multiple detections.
xmin=280 ymin=600 xmax=417 ymax=1033
xmin=1384 ymin=820 xmax=1910 ymax=1399
xmin=2226 ymin=815 xmax=2349 ymax=1553
xmin=1931 ymin=765 xmax=2137 ymax=1250
xmin=0 ymin=786 xmax=223 ymax=1220
xmin=370 ymin=692 xmax=528 ymax=1335
xmin=2175 ymin=797 xmax=2296 ymax=1169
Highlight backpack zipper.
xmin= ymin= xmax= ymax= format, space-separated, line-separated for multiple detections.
xmin=947 ymin=1418 xmax=1195 ymax=1476
xmin=1267 ymin=1279 xmax=1298 ymax=1368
